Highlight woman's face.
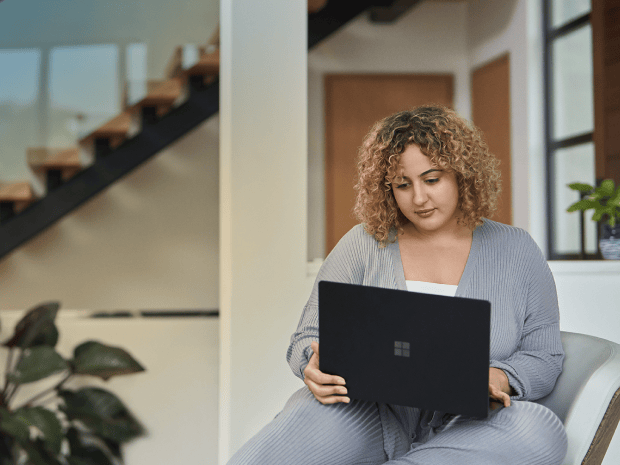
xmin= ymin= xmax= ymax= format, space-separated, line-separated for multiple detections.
xmin=391 ymin=144 xmax=461 ymax=236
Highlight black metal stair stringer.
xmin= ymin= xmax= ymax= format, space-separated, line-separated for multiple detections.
xmin=0 ymin=81 xmax=219 ymax=260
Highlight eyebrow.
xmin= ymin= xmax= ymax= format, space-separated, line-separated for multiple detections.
xmin=418 ymin=169 xmax=443 ymax=177
xmin=394 ymin=169 xmax=443 ymax=182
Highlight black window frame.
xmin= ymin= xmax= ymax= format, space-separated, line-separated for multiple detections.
xmin=543 ymin=1 xmax=597 ymax=260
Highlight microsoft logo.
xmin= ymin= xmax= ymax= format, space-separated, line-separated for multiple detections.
xmin=394 ymin=341 xmax=410 ymax=357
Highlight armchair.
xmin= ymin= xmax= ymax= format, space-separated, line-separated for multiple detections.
xmin=536 ymin=332 xmax=620 ymax=465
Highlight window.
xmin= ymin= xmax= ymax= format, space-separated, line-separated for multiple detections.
xmin=544 ymin=0 xmax=595 ymax=259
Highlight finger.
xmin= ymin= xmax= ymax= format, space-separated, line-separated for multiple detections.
xmin=491 ymin=391 xmax=510 ymax=408
xmin=305 ymin=377 xmax=348 ymax=398
xmin=304 ymin=378 xmax=350 ymax=404
xmin=488 ymin=385 xmax=511 ymax=408
xmin=489 ymin=401 xmax=503 ymax=410
xmin=307 ymin=351 xmax=319 ymax=368
xmin=311 ymin=341 xmax=319 ymax=357
xmin=315 ymin=394 xmax=351 ymax=405
xmin=305 ymin=364 xmax=345 ymax=385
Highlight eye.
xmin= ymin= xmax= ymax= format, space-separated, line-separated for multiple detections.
xmin=395 ymin=182 xmax=410 ymax=189
xmin=425 ymin=178 xmax=439 ymax=184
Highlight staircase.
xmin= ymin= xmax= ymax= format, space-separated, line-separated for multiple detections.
xmin=0 ymin=0 xmax=414 ymax=260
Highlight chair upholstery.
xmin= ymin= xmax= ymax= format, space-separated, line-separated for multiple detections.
xmin=536 ymin=332 xmax=620 ymax=465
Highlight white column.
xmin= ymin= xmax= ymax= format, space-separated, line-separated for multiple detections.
xmin=219 ymin=0 xmax=308 ymax=462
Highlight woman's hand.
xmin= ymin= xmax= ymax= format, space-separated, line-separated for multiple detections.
xmin=489 ymin=367 xmax=513 ymax=410
xmin=303 ymin=342 xmax=350 ymax=404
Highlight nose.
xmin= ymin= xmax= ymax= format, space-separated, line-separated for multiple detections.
xmin=412 ymin=184 xmax=428 ymax=206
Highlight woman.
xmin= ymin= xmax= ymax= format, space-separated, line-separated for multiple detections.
xmin=229 ymin=106 xmax=567 ymax=465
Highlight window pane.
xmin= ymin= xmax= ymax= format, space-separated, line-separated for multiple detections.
xmin=552 ymin=25 xmax=593 ymax=141
xmin=0 ymin=49 xmax=40 ymax=105
xmin=0 ymin=49 xmax=41 ymax=180
xmin=49 ymin=44 xmax=119 ymax=145
xmin=552 ymin=0 xmax=591 ymax=28
xmin=552 ymin=143 xmax=597 ymax=255
xmin=126 ymin=43 xmax=147 ymax=106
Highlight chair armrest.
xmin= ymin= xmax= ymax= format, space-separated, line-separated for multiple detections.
xmin=537 ymin=332 xmax=620 ymax=465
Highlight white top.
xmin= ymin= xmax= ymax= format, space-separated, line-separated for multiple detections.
xmin=405 ymin=280 xmax=458 ymax=297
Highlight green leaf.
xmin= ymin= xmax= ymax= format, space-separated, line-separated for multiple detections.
xmin=59 ymin=388 xmax=145 ymax=443
xmin=21 ymin=440 xmax=63 ymax=465
xmin=72 ymin=341 xmax=145 ymax=381
xmin=13 ymin=407 xmax=63 ymax=455
xmin=0 ymin=434 xmax=15 ymax=464
xmin=67 ymin=458 xmax=95 ymax=465
xmin=596 ymin=179 xmax=615 ymax=198
xmin=592 ymin=210 xmax=604 ymax=222
xmin=609 ymin=189 xmax=620 ymax=207
xmin=567 ymin=182 xmax=594 ymax=193
xmin=566 ymin=198 xmax=599 ymax=212
xmin=66 ymin=429 xmax=115 ymax=465
xmin=4 ymin=302 xmax=60 ymax=349
xmin=8 ymin=346 xmax=68 ymax=385
xmin=0 ymin=407 xmax=30 ymax=443
xmin=102 ymin=438 xmax=122 ymax=459
xmin=67 ymin=448 xmax=114 ymax=465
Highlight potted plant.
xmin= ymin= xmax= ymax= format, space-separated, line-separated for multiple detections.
xmin=0 ymin=302 xmax=146 ymax=464
xmin=567 ymin=179 xmax=620 ymax=259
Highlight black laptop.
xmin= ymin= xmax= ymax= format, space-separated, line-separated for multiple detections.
xmin=318 ymin=280 xmax=491 ymax=418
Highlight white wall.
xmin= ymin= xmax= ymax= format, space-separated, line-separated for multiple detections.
xmin=0 ymin=116 xmax=220 ymax=311
xmin=219 ymin=0 xmax=310 ymax=461
xmin=308 ymin=1 xmax=470 ymax=260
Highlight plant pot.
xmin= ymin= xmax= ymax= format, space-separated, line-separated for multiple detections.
xmin=600 ymin=224 xmax=620 ymax=259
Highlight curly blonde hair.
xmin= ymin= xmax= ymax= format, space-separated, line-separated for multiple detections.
xmin=353 ymin=105 xmax=501 ymax=245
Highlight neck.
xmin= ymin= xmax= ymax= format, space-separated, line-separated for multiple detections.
xmin=400 ymin=218 xmax=472 ymax=243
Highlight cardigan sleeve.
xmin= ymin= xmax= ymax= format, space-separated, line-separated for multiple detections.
xmin=489 ymin=234 xmax=565 ymax=401
xmin=286 ymin=225 xmax=368 ymax=380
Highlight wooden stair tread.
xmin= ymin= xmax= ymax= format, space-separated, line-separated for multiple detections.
xmin=0 ymin=182 xmax=34 ymax=202
xmin=80 ymin=111 xmax=134 ymax=143
xmin=28 ymin=148 xmax=81 ymax=169
xmin=138 ymin=77 xmax=185 ymax=106
xmin=186 ymin=50 xmax=220 ymax=76
xmin=308 ymin=0 xmax=328 ymax=13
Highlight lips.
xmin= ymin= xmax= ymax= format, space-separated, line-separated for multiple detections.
xmin=415 ymin=208 xmax=435 ymax=217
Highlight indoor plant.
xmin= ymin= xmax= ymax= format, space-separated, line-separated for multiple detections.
xmin=567 ymin=179 xmax=620 ymax=259
xmin=0 ymin=302 xmax=146 ymax=465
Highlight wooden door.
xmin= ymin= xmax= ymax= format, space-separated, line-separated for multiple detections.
xmin=324 ymin=74 xmax=453 ymax=253
xmin=472 ymin=54 xmax=512 ymax=225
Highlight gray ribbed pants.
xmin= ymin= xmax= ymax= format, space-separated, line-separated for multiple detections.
xmin=227 ymin=387 xmax=567 ymax=465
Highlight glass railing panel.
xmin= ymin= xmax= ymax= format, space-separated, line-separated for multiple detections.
xmin=48 ymin=44 xmax=120 ymax=145
xmin=126 ymin=43 xmax=148 ymax=107
xmin=0 ymin=49 xmax=41 ymax=180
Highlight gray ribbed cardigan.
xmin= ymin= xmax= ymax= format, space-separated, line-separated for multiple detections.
xmin=286 ymin=219 xmax=564 ymax=458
